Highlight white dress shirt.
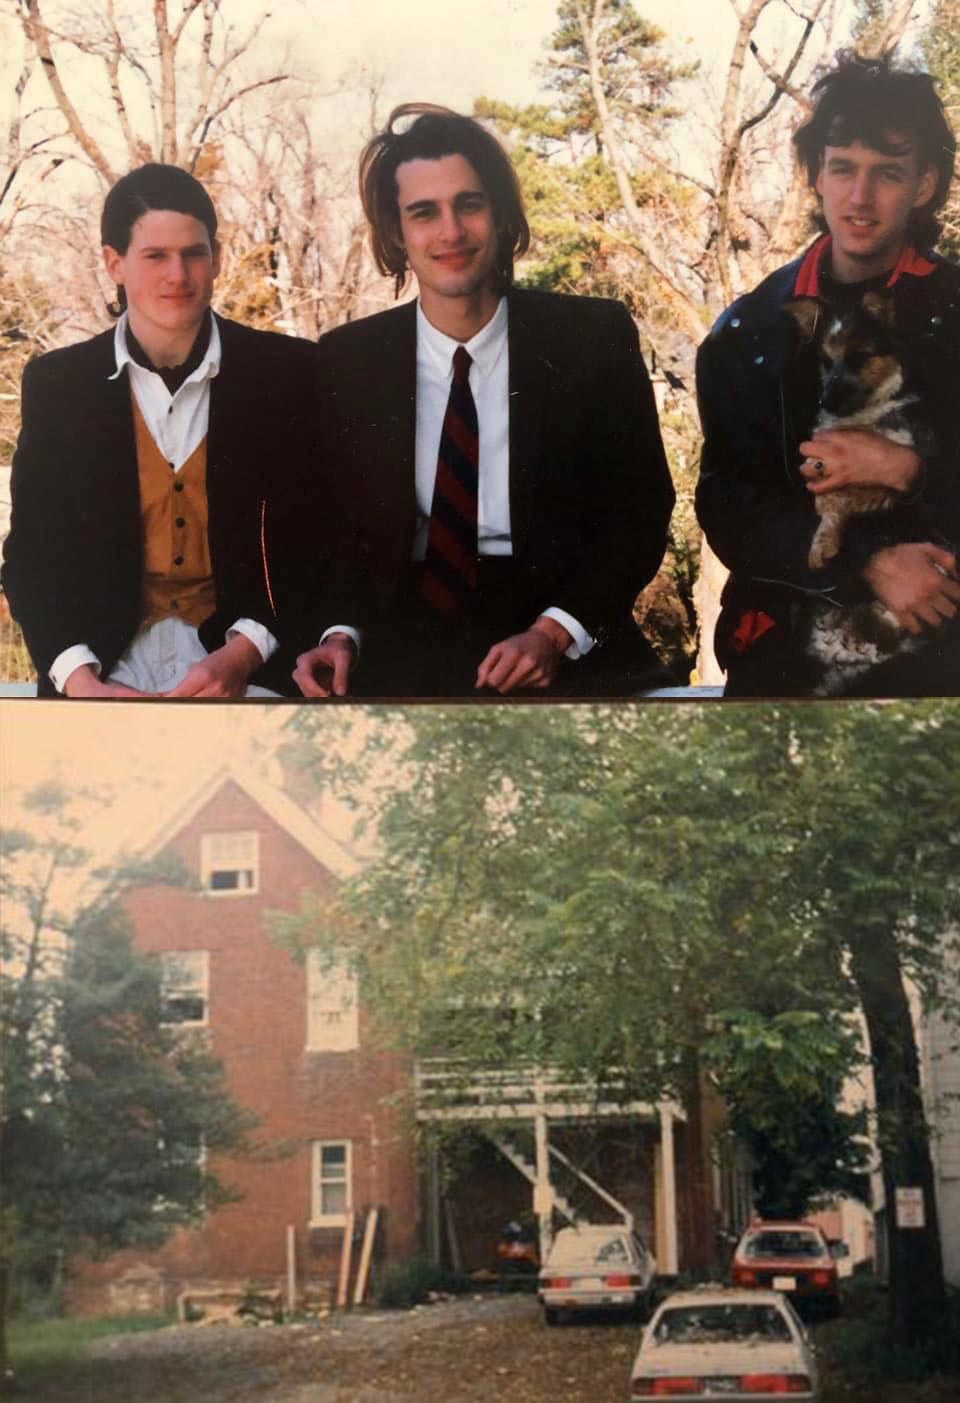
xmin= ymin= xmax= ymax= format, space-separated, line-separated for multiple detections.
xmin=49 ymin=313 xmax=278 ymax=692
xmin=416 ymin=299 xmax=591 ymax=657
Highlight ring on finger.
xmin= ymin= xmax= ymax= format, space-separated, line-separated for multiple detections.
xmin=812 ymin=459 xmax=826 ymax=477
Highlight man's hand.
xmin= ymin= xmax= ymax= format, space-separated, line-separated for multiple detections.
xmin=165 ymin=633 xmax=262 ymax=699
xmin=63 ymin=664 xmax=146 ymax=699
xmin=475 ymin=616 xmax=571 ymax=694
xmin=863 ymin=542 xmax=960 ymax=634
xmin=799 ymin=429 xmax=921 ymax=495
xmin=293 ymin=633 xmax=356 ymax=698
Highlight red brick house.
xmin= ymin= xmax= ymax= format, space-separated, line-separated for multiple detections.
xmin=67 ymin=768 xmax=420 ymax=1316
xmin=67 ymin=768 xmax=748 ymax=1315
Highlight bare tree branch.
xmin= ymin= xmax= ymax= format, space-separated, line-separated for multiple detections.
xmin=714 ymin=0 xmax=826 ymax=302
xmin=103 ymin=0 xmax=139 ymax=168
xmin=576 ymin=0 xmax=705 ymax=343
xmin=153 ymin=0 xmax=177 ymax=162
xmin=857 ymin=0 xmax=920 ymax=58
xmin=188 ymin=76 xmax=290 ymax=171
xmin=19 ymin=0 xmax=115 ymax=184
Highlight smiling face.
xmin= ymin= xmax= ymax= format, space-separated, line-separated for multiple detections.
xmin=102 ymin=209 xmax=220 ymax=364
xmin=815 ymin=135 xmax=936 ymax=282
xmin=395 ymin=153 xmax=500 ymax=331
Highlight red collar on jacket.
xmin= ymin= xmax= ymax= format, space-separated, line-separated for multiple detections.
xmin=792 ymin=234 xmax=936 ymax=296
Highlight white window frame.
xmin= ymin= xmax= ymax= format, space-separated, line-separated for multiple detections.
xmin=200 ymin=830 xmax=259 ymax=896
xmin=159 ymin=950 xmax=210 ymax=1027
xmin=310 ymin=1140 xmax=352 ymax=1226
xmin=305 ymin=950 xmax=359 ymax=1052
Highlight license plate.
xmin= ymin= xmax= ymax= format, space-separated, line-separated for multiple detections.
xmin=705 ymin=1381 xmax=739 ymax=1395
xmin=773 ymin=1275 xmax=797 ymax=1290
xmin=579 ymin=1277 xmax=603 ymax=1290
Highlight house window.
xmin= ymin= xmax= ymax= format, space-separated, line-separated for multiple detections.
xmin=201 ymin=830 xmax=259 ymax=894
xmin=156 ymin=1134 xmax=206 ymax=1213
xmin=311 ymin=1141 xmax=351 ymax=1225
xmin=306 ymin=950 xmax=359 ymax=1051
xmin=160 ymin=950 xmax=209 ymax=1025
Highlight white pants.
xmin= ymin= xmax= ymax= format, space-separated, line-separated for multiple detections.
xmin=107 ymin=617 xmax=281 ymax=697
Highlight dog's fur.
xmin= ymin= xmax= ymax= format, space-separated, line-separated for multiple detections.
xmin=785 ymin=291 xmax=918 ymax=695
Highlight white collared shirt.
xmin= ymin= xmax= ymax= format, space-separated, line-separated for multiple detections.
xmin=412 ymin=297 xmax=592 ymax=658
xmin=49 ymin=313 xmax=277 ymax=693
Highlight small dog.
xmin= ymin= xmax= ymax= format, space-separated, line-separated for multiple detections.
xmin=785 ymin=292 xmax=919 ymax=695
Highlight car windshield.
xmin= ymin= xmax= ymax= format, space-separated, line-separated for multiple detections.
xmin=743 ymin=1230 xmax=825 ymax=1260
xmin=654 ymin=1304 xmax=793 ymax=1344
xmin=548 ymin=1233 xmax=631 ymax=1266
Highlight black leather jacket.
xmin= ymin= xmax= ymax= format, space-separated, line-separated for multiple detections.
xmin=695 ymin=246 xmax=960 ymax=695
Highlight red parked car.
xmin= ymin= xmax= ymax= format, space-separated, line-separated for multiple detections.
xmin=730 ymin=1222 xmax=840 ymax=1315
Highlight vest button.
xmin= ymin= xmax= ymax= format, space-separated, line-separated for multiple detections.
xmin=171 ymin=600 xmax=179 ymax=610
xmin=174 ymin=481 xmax=184 ymax=492
xmin=174 ymin=555 xmax=184 ymax=566
xmin=175 ymin=517 xmax=186 ymax=528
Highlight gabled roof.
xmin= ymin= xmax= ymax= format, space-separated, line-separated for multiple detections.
xmin=139 ymin=764 xmax=358 ymax=880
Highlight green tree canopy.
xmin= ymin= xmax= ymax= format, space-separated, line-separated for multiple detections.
xmin=279 ymin=701 xmax=959 ymax=1351
xmin=1 ymin=784 xmax=256 ymax=1340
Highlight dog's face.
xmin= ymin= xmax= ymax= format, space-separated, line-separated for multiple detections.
xmin=785 ymin=292 xmax=904 ymax=419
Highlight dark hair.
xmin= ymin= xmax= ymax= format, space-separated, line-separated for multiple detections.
xmin=101 ymin=164 xmax=218 ymax=312
xmin=793 ymin=52 xmax=956 ymax=250
xmin=359 ymin=103 xmax=530 ymax=296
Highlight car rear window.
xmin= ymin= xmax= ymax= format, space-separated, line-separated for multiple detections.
xmin=653 ymin=1304 xmax=793 ymax=1344
xmin=548 ymin=1233 xmax=630 ymax=1266
xmin=743 ymin=1231 xmax=826 ymax=1259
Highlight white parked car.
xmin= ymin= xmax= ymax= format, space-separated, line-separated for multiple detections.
xmin=538 ymin=1223 xmax=656 ymax=1325
xmin=629 ymin=1287 xmax=819 ymax=1400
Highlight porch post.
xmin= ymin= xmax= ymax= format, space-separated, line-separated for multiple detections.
xmin=659 ymin=1102 xmax=679 ymax=1276
xmin=426 ymin=1134 xmax=441 ymax=1266
xmin=533 ymin=1075 xmax=553 ymax=1262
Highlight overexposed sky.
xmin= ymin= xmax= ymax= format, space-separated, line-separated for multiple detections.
xmin=271 ymin=0 xmax=719 ymax=104
xmin=0 ymin=702 xmax=297 ymax=859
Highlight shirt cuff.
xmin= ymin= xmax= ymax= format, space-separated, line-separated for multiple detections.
xmin=227 ymin=619 xmax=278 ymax=663
xmin=542 ymin=607 xmax=594 ymax=660
xmin=319 ymin=625 xmax=362 ymax=655
xmin=49 ymin=645 xmax=101 ymax=695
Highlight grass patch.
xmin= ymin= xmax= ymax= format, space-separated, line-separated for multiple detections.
xmin=7 ymin=1313 xmax=171 ymax=1381
xmin=814 ymin=1276 xmax=960 ymax=1394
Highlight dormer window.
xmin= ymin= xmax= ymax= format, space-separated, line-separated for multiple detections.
xmin=201 ymin=830 xmax=259 ymax=895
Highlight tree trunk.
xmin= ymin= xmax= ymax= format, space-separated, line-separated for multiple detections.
xmin=679 ymin=1049 xmax=718 ymax=1272
xmin=848 ymin=927 xmax=948 ymax=1353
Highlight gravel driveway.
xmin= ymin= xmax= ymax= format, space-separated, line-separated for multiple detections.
xmin=15 ymin=1290 xmax=958 ymax=1402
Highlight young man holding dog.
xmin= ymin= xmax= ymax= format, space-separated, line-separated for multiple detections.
xmin=293 ymin=104 xmax=674 ymax=698
xmin=696 ymin=54 xmax=960 ymax=696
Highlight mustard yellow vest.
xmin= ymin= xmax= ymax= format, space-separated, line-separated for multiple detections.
xmin=132 ymin=394 xmax=216 ymax=627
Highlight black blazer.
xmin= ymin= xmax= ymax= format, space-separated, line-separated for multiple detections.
xmin=2 ymin=314 xmax=317 ymax=695
xmin=307 ymin=287 xmax=674 ymax=663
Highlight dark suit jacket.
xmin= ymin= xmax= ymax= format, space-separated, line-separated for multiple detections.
xmin=2 ymin=314 xmax=317 ymax=696
xmin=307 ymin=287 xmax=674 ymax=694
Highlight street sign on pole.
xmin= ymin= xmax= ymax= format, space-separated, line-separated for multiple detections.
xmin=895 ymin=1187 xmax=925 ymax=1229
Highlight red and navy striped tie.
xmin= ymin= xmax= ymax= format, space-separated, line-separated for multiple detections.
xmin=422 ymin=344 xmax=479 ymax=617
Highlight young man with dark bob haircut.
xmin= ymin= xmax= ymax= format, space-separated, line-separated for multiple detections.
xmin=696 ymin=54 xmax=960 ymax=696
xmin=3 ymin=163 xmax=317 ymax=698
xmin=294 ymin=103 xmax=674 ymax=698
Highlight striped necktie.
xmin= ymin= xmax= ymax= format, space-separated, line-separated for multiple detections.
xmin=422 ymin=344 xmax=479 ymax=616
